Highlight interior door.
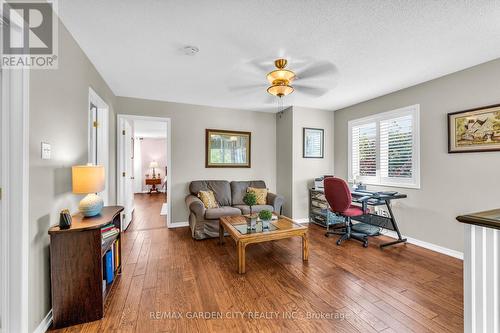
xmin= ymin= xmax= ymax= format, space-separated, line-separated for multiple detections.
xmin=121 ymin=119 xmax=135 ymax=230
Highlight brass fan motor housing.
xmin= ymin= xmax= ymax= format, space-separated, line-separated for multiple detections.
xmin=267 ymin=58 xmax=296 ymax=97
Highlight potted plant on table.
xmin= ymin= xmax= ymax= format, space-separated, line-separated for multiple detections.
xmin=243 ymin=192 xmax=258 ymax=229
xmin=259 ymin=210 xmax=273 ymax=229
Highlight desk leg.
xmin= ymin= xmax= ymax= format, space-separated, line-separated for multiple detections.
xmin=302 ymin=233 xmax=309 ymax=261
xmin=380 ymin=200 xmax=407 ymax=248
xmin=219 ymin=221 xmax=224 ymax=245
xmin=238 ymin=242 xmax=246 ymax=274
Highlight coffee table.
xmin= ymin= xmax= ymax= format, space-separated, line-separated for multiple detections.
xmin=219 ymin=215 xmax=309 ymax=274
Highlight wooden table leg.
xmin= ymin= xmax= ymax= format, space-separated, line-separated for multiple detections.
xmin=238 ymin=242 xmax=246 ymax=274
xmin=219 ymin=220 xmax=224 ymax=245
xmin=302 ymin=233 xmax=309 ymax=261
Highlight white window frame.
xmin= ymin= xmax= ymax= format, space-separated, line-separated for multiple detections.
xmin=348 ymin=104 xmax=420 ymax=189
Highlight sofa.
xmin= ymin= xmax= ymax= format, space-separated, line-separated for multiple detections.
xmin=185 ymin=180 xmax=285 ymax=239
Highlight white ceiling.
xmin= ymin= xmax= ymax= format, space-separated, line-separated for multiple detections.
xmin=134 ymin=120 xmax=166 ymax=138
xmin=59 ymin=1 xmax=500 ymax=112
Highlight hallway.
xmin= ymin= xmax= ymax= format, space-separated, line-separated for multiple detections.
xmin=127 ymin=193 xmax=167 ymax=231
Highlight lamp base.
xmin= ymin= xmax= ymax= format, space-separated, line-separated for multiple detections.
xmin=79 ymin=193 xmax=104 ymax=217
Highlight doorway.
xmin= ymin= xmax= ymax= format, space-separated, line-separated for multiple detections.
xmin=88 ymin=87 xmax=109 ymax=205
xmin=117 ymin=115 xmax=171 ymax=231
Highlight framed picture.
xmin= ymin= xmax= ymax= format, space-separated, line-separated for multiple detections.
xmin=303 ymin=128 xmax=324 ymax=158
xmin=205 ymin=129 xmax=251 ymax=167
xmin=448 ymin=104 xmax=500 ymax=153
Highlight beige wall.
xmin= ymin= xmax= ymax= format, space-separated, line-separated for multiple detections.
xmin=28 ymin=22 xmax=117 ymax=331
xmin=116 ymin=96 xmax=277 ymax=223
xmin=275 ymin=106 xmax=335 ymax=219
xmin=293 ymin=106 xmax=335 ymax=219
xmin=276 ymin=107 xmax=293 ymax=216
xmin=334 ymin=58 xmax=500 ymax=253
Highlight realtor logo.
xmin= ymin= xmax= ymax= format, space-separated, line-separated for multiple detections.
xmin=1 ymin=0 xmax=58 ymax=69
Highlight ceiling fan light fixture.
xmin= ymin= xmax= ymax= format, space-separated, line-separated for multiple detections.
xmin=267 ymin=84 xmax=294 ymax=97
xmin=266 ymin=69 xmax=296 ymax=85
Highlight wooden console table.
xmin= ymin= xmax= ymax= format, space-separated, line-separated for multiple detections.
xmin=48 ymin=206 xmax=123 ymax=328
xmin=145 ymin=177 xmax=161 ymax=193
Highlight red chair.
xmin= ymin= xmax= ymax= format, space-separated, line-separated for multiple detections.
xmin=324 ymin=177 xmax=370 ymax=247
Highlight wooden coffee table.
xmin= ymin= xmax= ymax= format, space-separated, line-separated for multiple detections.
xmin=219 ymin=215 xmax=309 ymax=274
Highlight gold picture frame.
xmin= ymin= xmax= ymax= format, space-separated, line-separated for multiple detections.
xmin=448 ymin=104 xmax=500 ymax=153
xmin=205 ymin=129 xmax=251 ymax=168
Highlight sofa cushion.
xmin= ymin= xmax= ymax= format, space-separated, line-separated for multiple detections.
xmin=190 ymin=180 xmax=232 ymax=206
xmin=204 ymin=206 xmax=242 ymax=220
xmin=197 ymin=190 xmax=219 ymax=208
xmin=231 ymin=180 xmax=267 ymax=205
xmin=247 ymin=187 xmax=268 ymax=205
xmin=233 ymin=204 xmax=274 ymax=215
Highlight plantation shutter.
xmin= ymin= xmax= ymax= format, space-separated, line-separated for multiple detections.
xmin=351 ymin=122 xmax=377 ymax=179
xmin=380 ymin=115 xmax=413 ymax=182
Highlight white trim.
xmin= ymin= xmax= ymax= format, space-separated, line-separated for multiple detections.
xmin=33 ymin=310 xmax=52 ymax=333
xmin=117 ymin=115 xmax=172 ymax=228
xmin=348 ymin=104 xmax=421 ymax=189
xmin=0 ymin=59 xmax=30 ymax=332
xmin=88 ymin=87 xmax=110 ymax=205
xmin=294 ymin=218 xmax=310 ymax=224
xmin=168 ymin=221 xmax=189 ymax=228
xmin=382 ymin=229 xmax=463 ymax=259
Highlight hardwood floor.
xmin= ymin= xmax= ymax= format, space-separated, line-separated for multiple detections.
xmin=49 ymin=196 xmax=463 ymax=332
xmin=128 ymin=193 xmax=167 ymax=231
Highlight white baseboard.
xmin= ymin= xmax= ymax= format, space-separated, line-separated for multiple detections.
xmin=382 ymin=230 xmax=463 ymax=260
xmin=160 ymin=203 xmax=168 ymax=216
xmin=169 ymin=221 xmax=189 ymax=228
xmin=294 ymin=218 xmax=310 ymax=224
xmin=33 ymin=309 xmax=52 ymax=333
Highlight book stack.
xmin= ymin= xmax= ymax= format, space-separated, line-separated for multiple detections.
xmin=101 ymin=223 xmax=119 ymax=244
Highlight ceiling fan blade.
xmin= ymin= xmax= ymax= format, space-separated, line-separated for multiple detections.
xmin=247 ymin=58 xmax=273 ymax=73
xmin=227 ymin=83 xmax=266 ymax=93
xmin=295 ymin=61 xmax=338 ymax=81
xmin=294 ymin=84 xmax=329 ymax=97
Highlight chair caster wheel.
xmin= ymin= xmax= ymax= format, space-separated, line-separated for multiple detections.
xmin=325 ymin=233 xmax=330 ymax=237
xmin=363 ymin=242 xmax=368 ymax=248
xmin=336 ymin=240 xmax=342 ymax=246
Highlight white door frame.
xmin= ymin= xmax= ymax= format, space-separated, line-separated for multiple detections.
xmin=116 ymin=114 xmax=172 ymax=228
xmin=88 ymin=87 xmax=109 ymax=205
xmin=0 ymin=28 xmax=30 ymax=333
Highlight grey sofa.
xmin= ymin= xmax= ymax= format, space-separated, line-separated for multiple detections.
xmin=185 ymin=180 xmax=285 ymax=239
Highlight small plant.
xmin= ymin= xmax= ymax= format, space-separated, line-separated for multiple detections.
xmin=259 ymin=210 xmax=273 ymax=221
xmin=243 ymin=192 xmax=257 ymax=215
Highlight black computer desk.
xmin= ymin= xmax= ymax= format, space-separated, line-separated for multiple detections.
xmin=350 ymin=190 xmax=408 ymax=248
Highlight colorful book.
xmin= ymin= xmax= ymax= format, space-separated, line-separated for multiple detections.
xmin=105 ymin=251 xmax=114 ymax=284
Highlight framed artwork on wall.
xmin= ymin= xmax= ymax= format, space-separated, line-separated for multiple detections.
xmin=303 ymin=127 xmax=324 ymax=158
xmin=205 ymin=129 xmax=251 ymax=167
xmin=448 ymin=104 xmax=500 ymax=153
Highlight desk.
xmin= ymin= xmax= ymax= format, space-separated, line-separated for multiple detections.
xmin=309 ymin=188 xmax=407 ymax=248
xmin=350 ymin=190 xmax=407 ymax=248
xmin=145 ymin=178 xmax=161 ymax=194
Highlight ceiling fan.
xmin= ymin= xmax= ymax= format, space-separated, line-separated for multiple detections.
xmin=228 ymin=57 xmax=338 ymax=102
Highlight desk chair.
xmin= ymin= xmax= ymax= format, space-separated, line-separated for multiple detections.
xmin=324 ymin=177 xmax=370 ymax=247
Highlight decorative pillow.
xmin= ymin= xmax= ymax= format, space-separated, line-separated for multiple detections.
xmin=247 ymin=187 xmax=268 ymax=205
xmin=198 ymin=190 xmax=219 ymax=209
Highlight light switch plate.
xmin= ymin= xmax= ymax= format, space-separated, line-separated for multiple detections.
xmin=41 ymin=142 xmax=51 ymax=160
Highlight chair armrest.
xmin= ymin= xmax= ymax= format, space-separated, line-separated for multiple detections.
xmin=267 ymin=192 xmax=285 ymax=214
xmin=185 ymin=194 xmax=206 ymax=220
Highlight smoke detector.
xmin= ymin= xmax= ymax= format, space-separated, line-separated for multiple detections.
xmin=182 ymin=45 xmax=199 ymax=56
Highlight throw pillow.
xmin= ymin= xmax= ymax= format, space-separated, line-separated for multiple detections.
xmin=247 ymin=187 xmax=268 ymax=205
xmin=198 ymin=190 xmax=219 ymax=209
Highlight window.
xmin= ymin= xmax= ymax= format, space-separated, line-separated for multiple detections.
xmin=348 ymin=105 xmax=420 ymax=188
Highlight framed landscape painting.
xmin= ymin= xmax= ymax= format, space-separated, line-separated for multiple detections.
xmin=448 ymin=104 xmax=500 ymax=153
xmin=205 ymin=129 xmax=251 ymax=167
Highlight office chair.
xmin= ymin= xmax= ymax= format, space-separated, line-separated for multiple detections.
xmin=324 ymin=177 xmax=370 ymax=247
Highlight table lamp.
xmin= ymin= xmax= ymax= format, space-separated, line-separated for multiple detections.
xmin=72 ymin=164 xmax=105 ymax=217
xmin=149 ymin=161 xmax=159 ymax=179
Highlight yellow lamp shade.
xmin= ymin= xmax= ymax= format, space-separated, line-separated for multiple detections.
xmin=266 ymin=69 xmax=296 ymax=85
xmin=72 ymin=165 xmax=105 ymax=194
xmin=149 ymin=161 xmax=159 ymax=168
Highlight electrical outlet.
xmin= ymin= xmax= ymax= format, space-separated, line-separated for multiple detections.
xmin=41 ymin=142 xmax=51 ymax=160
